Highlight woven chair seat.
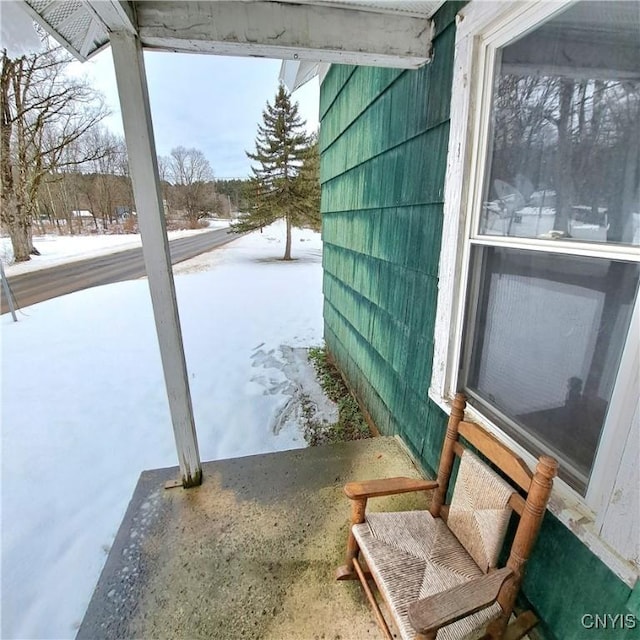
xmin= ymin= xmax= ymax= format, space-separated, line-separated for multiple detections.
xmin=353 ymin=511 xmax=503 ymax=640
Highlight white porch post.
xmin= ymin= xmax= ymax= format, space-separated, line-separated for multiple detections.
xmin=110 ymin=31 xmax=202 ymax=487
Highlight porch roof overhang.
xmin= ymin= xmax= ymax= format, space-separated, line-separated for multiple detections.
xmin=19 ymin=0 xmax=443 ymax=69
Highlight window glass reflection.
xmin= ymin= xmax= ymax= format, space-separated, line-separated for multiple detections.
xmin=480 ymin=1 xmax=640 ymax=245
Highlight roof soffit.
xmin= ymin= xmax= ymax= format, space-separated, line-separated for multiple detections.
xmin=19 ymin=0 xmax=440 ymax=66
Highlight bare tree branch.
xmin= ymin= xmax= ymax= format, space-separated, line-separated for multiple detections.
xmin=1 ymin=45 xmax=109 ymax=261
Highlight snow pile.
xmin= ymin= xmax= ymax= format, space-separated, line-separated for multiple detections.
xmin=1 ymin=221 xmax=325 ymax=639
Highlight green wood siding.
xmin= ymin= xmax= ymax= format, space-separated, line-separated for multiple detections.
xmin=320 ymin=6 xmax=457 ymax=476
xmin=320 ymin=3 xmax=637 ymax=639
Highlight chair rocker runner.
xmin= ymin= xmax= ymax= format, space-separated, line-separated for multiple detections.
xmin=336 ymin=393 xmax=558 ymax=640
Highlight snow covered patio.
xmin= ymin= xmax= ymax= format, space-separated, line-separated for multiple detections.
xmin=77 ymin=437 xmax=426 ymax=639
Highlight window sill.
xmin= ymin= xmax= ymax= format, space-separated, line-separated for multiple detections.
xmin=428 ymin=388 xmax=640 ymax=589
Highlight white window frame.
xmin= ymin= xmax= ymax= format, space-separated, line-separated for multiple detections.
xmin=429 ymin=0 xmax=640 ymax=587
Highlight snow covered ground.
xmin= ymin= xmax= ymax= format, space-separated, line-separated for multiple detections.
xmin=1 ymin=221 xmax=328 ymax=639
xmin=1 ymin=218 xmax=231 ymax=276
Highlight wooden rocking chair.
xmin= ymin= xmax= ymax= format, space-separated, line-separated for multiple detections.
xmin=336 ymin=393 xmax=557 ymax=640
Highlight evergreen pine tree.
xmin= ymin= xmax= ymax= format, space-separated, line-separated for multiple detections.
xmin=294 ymin=136 xmax=321 ymax=232
xmin=232 ymin=85 xmax=318 ymax=260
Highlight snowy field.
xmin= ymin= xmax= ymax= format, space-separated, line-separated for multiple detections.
xmin=1 ymin=218 xmax=231 ymax=276
xmin=1 ymin=221 xmax=327 ymax=639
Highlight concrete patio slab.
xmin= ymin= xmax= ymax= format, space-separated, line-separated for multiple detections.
xmin=78 ymin=436 xmax=430 ymax=640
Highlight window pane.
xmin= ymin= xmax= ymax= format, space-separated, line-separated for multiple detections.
xmin=464 ymin=247 xmax=639 ymax=493
xmin=480 ymin=1 xmax=640 ymax=246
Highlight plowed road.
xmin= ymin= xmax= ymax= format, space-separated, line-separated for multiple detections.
xmin=1 ymin=228 xmax=238 ymax=314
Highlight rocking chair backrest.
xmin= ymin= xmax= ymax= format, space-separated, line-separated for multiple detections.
xmin=429 ymin=393 xmax=558 ymax=618
xmin=447 ymin=448 xmax=515 ymax=572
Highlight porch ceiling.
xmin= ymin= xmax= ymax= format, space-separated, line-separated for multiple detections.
xmin=19 ymin=0 xmax=443 ymax=66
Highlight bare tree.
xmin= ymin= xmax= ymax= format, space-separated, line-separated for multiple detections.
xmin=167 ymin=146 xmax=216 ymax=226
xmin=157 ymin=154 xmax=173 ymax=217
xmin=36 ymin=130 xmax=134 ymax=236
xmin=83 ymin=127 xmax=128 ymax=228
xmin=1 ymin=45 xmax=108 ymax=261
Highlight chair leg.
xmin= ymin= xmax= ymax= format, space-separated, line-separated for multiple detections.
xmin=483 ymin=610 xmax=538 ymax=640
xmin=336 ymin=498 xmax=367 ymax=581
xmin=335 ymin=529 xmax=360 ymax=580
xmin=353 ymin=557 xmax=393 ymax=640
xmin=503 ymin=611 xmax=538 ymax=640
xmin=485 ymin=613 xmax=509 ymax=639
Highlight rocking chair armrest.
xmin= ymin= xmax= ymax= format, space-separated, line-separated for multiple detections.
xmin=344 ymin=477 xmax=438 ymax=500
xmin=408 ymin=567 xmax=514 ymax=635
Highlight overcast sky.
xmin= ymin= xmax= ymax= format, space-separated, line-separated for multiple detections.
xmin=70 ymin=48 xmax=320 ymax=179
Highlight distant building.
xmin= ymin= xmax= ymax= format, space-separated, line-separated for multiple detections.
xmin=71 ymin=210 xmax=94 ymax=219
